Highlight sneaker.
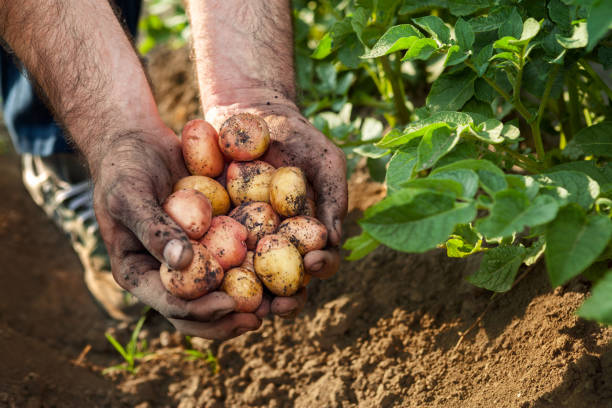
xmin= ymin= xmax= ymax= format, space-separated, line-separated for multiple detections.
xmin=21 ymin=153 xmax=140 ymax=321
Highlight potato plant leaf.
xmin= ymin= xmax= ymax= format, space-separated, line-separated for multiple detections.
xmin=415 ymin=126 xmax=460 ymax=171
xmin=413 ymin=15 xmax=451 ymax=45
xmin=467 ymin=245 xmax=527 ymax=292
xmin=564 ymin=121 xmax=612 ymax=159
xmin=455 ymin=18 xmax=475 ymax=50
xmin=577 ymin=270 xmax=612 ymax=324
xmin=426 ymin=70 xmax=476 ymax=112
xmin=361 ymin=24 xmax=422 ymax=58
xmin=537 ymin=171 xmax=600 ymax=210
xmin=343 ymin=231 xmax=380 ymax=261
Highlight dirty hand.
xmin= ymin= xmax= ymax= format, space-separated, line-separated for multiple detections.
xmin=207 ymin=102 xmax=349 ymax=318
xmin=91 ymin=129 xmax=268 ymax=339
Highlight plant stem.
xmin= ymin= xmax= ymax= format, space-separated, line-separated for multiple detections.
xmin=566 ymin=68 xmax=581 ymax=136
xmin=579 ymin=59 xmax=612 ymax=101
xmin=530 ymin=64 xmax=559 ymax=163
xmin=380 ymin=55 xmax=411 ymax=125
xmin=496 ymin=144 xmax=542 ymax=173
xmin=512 ymin=48 xmax=532 ymax=124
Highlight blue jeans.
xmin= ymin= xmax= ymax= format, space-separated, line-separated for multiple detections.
xmin=1 ymin=0 xmax=142 ymax=156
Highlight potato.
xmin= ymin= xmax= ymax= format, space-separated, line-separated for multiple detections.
xmin=181 ymin=119 xmax=225 ymax=178
xmin=219 ymin=113 xmax=270 ymax=161
xmin=160 ymin=241 xmax=223 ymax=300
xmin=254 ymin=234 xmax=303 ymax=296
xmin=163 ymin=189 xmax=213 ymax=240
xmin=277 ymin=216 xmax=328 ymax=255
xmin=240 ymin=251 xmax=255 ymax=272
xmin=229 ymin=202 xmax=280 ymax=250
xmin=174 ymin=175 xmax=230 ymax=216
xmin=269 ymin=167 xmax=308 ymax=217
xmin=221 ymin=267 xmax=263 ymax=312
xmin=303 ymin=198 xmax=317 ymax=217
xmin=200 ymin=216 xmax=248 ymax=270
xmin=226 ymin=161 xmax=275 ymax=205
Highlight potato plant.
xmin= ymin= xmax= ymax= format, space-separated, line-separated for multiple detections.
xmin=304 ymin=0 xmax=612 ymax=325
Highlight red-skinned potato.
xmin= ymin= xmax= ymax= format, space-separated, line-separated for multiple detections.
xmin=181 ymin=119 xmax=225 ymax=178
xmin=221 ymin=267 xmax=263 ymax=312
xmin=219 ymin=113 xmax=270 ymax=161
xmin=174 ymin=175 xmax=230 ymax=216
xmin=254 ymin=234 xmax=304 ymax=296
xmin=160 ymin=241 xmax=223 ymax=300
xmin=277 ymin=216 xmax=328 ymax=255
xmin=269 ymin=167 xmax=308 ymax=217
xmin=226 ymin=161 xmax=275 ymax=205
xmin=162 ymin=189 xmax=212 ymax=240
xmin=200 ymin=216 xmax=248 ymax=270
xmin=229 ymin=202 xmax=280 ymax=250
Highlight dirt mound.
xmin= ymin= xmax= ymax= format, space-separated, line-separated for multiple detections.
xmin=0 ymin=46 xmax=610 ymax=407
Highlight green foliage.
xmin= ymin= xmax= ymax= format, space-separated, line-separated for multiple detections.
xmin=297 ymin=0 xmax=612 ymax=326
xmin=183 ymin=336 xmax=219 ymax=374
xmin=103 ymin=309 xmax=151 ymax=374
xmin=138 ymin=0 xmax=189 ymax=54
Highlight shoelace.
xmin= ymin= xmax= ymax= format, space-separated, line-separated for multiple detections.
xmin=54 ymin=181 xmax=99 ymax=234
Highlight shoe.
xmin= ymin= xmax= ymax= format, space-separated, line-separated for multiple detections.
xmin=21 ymin=153 xmax=140 ymax=321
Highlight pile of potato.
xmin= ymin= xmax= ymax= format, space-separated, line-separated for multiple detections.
xmin=160 ymin=113 xmax=328 ymax=312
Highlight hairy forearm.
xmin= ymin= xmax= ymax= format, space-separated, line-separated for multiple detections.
xmin=187 ymin=0 xmax=297 ymax=116
xmin=0 ymin=0 xmax=163 ymax=168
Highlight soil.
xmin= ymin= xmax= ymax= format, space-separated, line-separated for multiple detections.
xmin=1 ymin=46 xmax=611 ymax=408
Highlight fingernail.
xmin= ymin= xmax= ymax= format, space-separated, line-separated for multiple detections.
xmin=212 ymin=308 xmax=234 ymax=321
xmin=163 ymin=239 xmax=184 ymax=267
xmin=310 ymin=262 xmax=323 ymax=272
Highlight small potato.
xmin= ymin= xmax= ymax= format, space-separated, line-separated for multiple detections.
xmin=254 ymin=234 xmax=304 ymax=296
xmin=200 ymin=216 xmax=248 ymax=270
xmin=174 ymin=175 xmax=230 ymax=216
xmin=229 ymin=202 xmax=280 ymax=250
xmin=240 ymin=251 xmax=255 ymax=272
xmin=277 ymin=216 xmax=328 ymax=255
xmin=221 ymin=267 xmax=263 ymax=312
xmin=160 ymin=242 xmax=223 ymax=300
xmin=219 ymin=113 xmax=270 ymax=161
xmin=226 ymin=161 xmax=275 ymax=205
xmin=181 ymin=119 xmax=225 ymax=178
xmin=163 ymin=189 xmax=212 ymax=240
xmin=270 ymin=167 xmax=308 ymax=217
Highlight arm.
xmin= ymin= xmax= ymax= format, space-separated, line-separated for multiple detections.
xmin=0 ymin=0 xmax=264 ymax=338
xmin=187 ymin=0 xmax=348 ymax=315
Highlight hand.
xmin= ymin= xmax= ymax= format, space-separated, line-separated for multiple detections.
xmin=91 ymin=127 xmax=268 ymax=339
xmin=206 ymin=101 xmax=349 ymax=318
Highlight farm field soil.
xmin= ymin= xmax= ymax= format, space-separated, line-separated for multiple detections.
xmin=0 ymin=46 xmax=611 ymax=407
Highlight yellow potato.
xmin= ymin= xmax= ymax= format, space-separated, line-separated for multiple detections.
xmin=221 ymin=267 xmax=263 ymax=312
xmin=226 ymin=161 xmax=275 ymax=205
xmin=254 ymin=234 xmax=304 ymax=296
xmin=159 ymin=242 xmax=223 ymax=300
xmin=269 ymin=167 xmax=308 ymax=217
xmin=229 ymin=202 xmax=280 ymax=250
xmin=174 ymin=175 xmax=230 ymax=216
xmin=277 ymin=216 xmax=328 ymax=255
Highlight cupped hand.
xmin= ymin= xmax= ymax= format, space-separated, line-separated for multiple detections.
xmin=90 ymin=128 xmax=267 ymax=339
xmin=206 ymin=102 xmax=348 ymax=318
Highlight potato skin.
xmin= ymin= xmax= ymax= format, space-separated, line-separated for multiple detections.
xmin=226 ymin=161 xmax=275 ymax=205
xmin=254 ymin=234 xmax=304 ymax=296
xmin=163 ymin=189 xmax=212 ymax=240
xmin=181 ymin=119 xmax=225 ymax=178
xmin=160 ymin=242 xmax=223 ymax=300
xmin=174 ymin=175 xmax=230 ymax=216
xmin=219 ymin=113 xmax=270 ymax=161
xmin=240 ymin=251 xmax=255 ymax=272
xmin=277 ymin=216 xmax=328 ymax=255
xmin=200 ymin=216 xmax=248 ymax=270
xmin=221 ymin=267 xmax=263 ymax=312
xmin=270 ymin=167 xmax=308 ymax=217
xmin=229 ymin=202 xmax=280 ymax=250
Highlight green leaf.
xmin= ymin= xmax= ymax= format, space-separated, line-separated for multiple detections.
xmin=361 ymin=24 xmax=422 ymax=58
xmin=548 ymin=0 xmax=572 ymax=31
xmin=499 ymin=8 xmax=523 ymax=38
xmin=501 ymin=123 xmax=520 ymax=141
xmin=474 ymin=77 xmax=496 ymax=102
xmin=494 ymin=36 xmax=521 ymax=52
xmin=427 ymin=70 xmax=476 ymax=112
xmin=564 ymin=121 xmax=612 ymax=158
xmin=505 ymin=174 xmax=539 ymax=200
xmin=469 ymin=6 xmax=514 ymax=32
xmin=476 ymin=190 xmax=560 ymax=239
xmin=556 ymin=21 xmax=588 ymax=49
xmin=338 ymin=35 xmax=366 ymax=68
xmin=429 ymin=169 xmax=479 ymax=198
xmin=401 ymin=38 xmax=439 ymax=60
xmin=546 ymin=161 xmax=612 ymax=193
xmin=344 ymin=231 xmax=380 ymax=260
xmin=413 ymin=15 xmax=451 ymax=44
xmin=312 ymin=33 xmax=333 ymax=59
xmin=545 ymin=204 xmax=612 ymax=287
xmin=524 ymin=237 xmax=546 ymax=266
xmin=578 ymin=270 xmax=612 ymax=324
xmin=361 ymin=189 xmax=477 ymax=252
xmin=353 ymin=145 xmax=389 ymax=159
xmin=490 ymin=52 xmax=520 ymax=66
xmin=478 ymin=169 xmax=508 ymax=195
xmin=449 ymin=0 xmax=493 ymax=17
xmin=514 ymin=18 xmax=541 ymax=44
xmin=367 ymin=157 xmax=388 ymax=183
xmin=586 ymin=0 xmax=612 ymax=51
xmin=445 ymin=44 xmax=470 ymax=66
xmin=401 ymin=178 xmax=465 ymax=197
xmin=415 ymin=126 xmax=460 ymax=171
xmin=385 ymin=139 xmax=419 ymax=193
xmin=431 ymin=158 xmax=504 ymax=176
xmin=469 ymin=118 xmax=504 ymax=143
xmin=472 ymin=43 xmax=493 ymax=76
xmin=351 ymin=7 xmax=369 ymax=45
xmin=537 ymin=171 xmax=600 ymax=209
xmin=467 ymin=245 xmax=527 ymax=292
xmin=456 ymin=18 xmax=475 ymax=50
